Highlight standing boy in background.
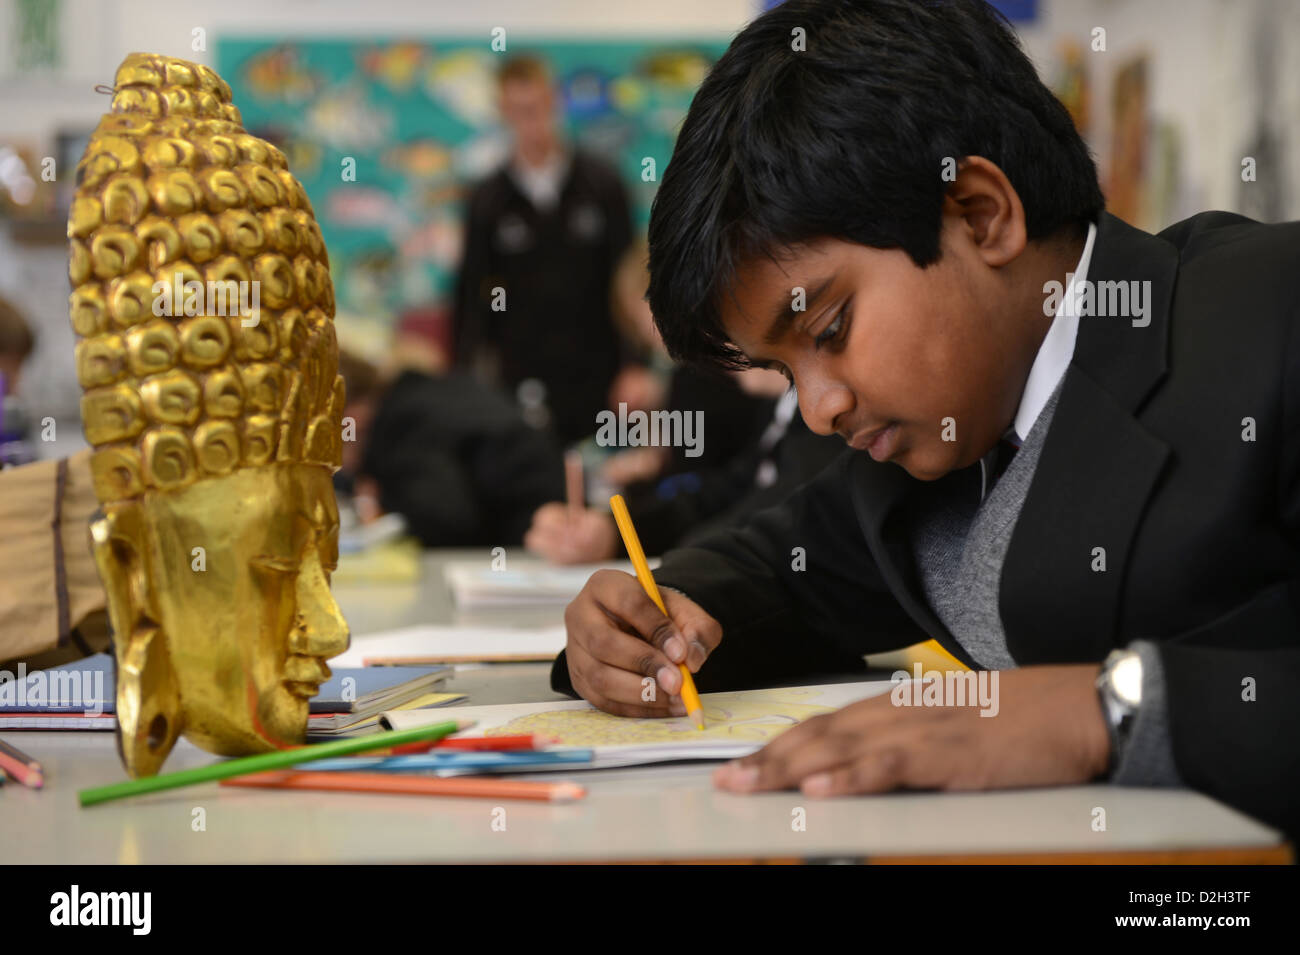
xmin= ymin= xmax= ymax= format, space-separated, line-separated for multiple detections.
xmin=552 ymin=0 xmax=1300 ymax=842
xmin=453 ymin=54 xmax=637 ymax=445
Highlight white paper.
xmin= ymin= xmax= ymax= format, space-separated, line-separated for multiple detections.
xmin=442 ymin=559 xmax=656 ymax=607
xmin=332 ymin=624 xmax=568 ymax=667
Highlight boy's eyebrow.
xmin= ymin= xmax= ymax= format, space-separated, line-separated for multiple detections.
xmin=764 ymin=276 xmax=834 ymax=345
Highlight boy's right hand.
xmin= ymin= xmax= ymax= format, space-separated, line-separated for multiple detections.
xmin=562 ymin=570 xmax=722 ymax=717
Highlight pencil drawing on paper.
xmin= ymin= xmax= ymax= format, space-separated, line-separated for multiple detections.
xmin=482 ymin=689 xmax=834 ymax=745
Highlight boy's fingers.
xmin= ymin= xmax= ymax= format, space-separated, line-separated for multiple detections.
xmin=565 ymin=587 xmax=680 ymax=691
xmin=566 ymin=641 xmax=678 ymax=715
xmin=663 ymin=589 xmax=723 ymax=671
xmin=585 ymin=622 xmax=681 ymax=695
xmin=588 ymin=570 xmax=683 ymax=654
xmin=571 ymin=572 xmax=722 ymax=678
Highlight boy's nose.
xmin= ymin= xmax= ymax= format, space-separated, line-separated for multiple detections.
xmin=798 ymin=377 xmax=853 ymax=437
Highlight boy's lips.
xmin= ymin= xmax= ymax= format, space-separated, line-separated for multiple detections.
xmin=848 ymin=423 xmax=900 ymax=461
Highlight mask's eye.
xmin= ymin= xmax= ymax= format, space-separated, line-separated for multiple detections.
xmin=251 ymin=555 xmax=297 ymax=576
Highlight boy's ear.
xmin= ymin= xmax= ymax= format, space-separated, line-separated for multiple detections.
xmin=90 ymin=509 xmax=182 ymax=778
xmin=942 ymin=156 xmax=1027 ymax=268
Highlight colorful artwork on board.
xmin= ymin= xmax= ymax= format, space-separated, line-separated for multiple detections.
xmin=217 ymin=39 xmax=726 ymax=326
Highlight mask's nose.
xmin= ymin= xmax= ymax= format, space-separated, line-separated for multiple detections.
xmin=292 ymin=545 xmax=350 ymax=659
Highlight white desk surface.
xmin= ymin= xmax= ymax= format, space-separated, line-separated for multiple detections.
xmin=0 ymin=550 xmax=1287 ymax=864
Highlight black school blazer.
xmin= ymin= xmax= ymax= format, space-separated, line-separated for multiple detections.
xmin=551 ymin=211 xmax=1300 ymax=841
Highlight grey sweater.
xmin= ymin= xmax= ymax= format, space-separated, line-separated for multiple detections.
xmin=908 ymin=381 xmax=1183 ymax=787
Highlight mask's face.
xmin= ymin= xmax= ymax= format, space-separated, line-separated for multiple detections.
xmin=93 ymin=463 xmax=349 ymax=775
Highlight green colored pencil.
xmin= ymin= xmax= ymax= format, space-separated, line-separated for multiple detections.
xmin=78 ymin=718 xmax=474 ymax=807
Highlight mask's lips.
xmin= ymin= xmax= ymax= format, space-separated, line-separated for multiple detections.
xmin=282 ymin=652 xmax=329 ymax=699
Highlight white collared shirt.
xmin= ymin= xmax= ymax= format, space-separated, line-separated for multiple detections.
xmin=509 ymin=147 xmax=571 ymax=213
xmin=1012 ymin=220 xmax=1097 ymax=443
xmin=979 ymin=220 xmax=1097 ymax=500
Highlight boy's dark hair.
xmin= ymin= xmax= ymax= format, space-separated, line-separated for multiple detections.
xmin=497 ymin=53 xmax=552 ymax=88
xmin=647 ymin=0 xmax=1106 ymax=367
xmin=0 ymin=296 xmax=35 ymax=360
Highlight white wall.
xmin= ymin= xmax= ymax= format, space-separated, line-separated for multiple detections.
xmin=1020 ymin=0 xmax=1299 ymax=220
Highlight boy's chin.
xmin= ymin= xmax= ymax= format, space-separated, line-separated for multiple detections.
xmin=896 ymin=448 xmax=954 ymax=481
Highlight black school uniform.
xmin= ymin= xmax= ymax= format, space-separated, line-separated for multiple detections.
xmin=356 ymin=370 xmax=565 ymax=547
xmin=452 ymin=149 xmax=633 ymax=445
xmin=551 ymin=211 xmax=1300 ymax=842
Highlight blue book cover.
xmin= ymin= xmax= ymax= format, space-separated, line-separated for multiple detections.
xmin=304 ymin=750 xmax=595 ymax=773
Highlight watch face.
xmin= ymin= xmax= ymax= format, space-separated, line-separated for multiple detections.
xmin=1111 ymin=653 xmax=1143 ymax=706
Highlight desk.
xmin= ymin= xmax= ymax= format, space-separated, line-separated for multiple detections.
xmin=1 ymin=550 xmax=1290 ymax=864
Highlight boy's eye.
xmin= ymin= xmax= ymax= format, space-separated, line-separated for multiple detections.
xmin=815 ymin=304 xmax=849 ymax=348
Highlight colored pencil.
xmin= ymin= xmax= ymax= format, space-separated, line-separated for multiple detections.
xmin=222 ymin=770 xmax=587 ymax=802
xmin=609 ymin=494 xmax=705 ymax=729
xmin=373 ymin=734 xmax=551 ymax=756
xmin=78 ymin=718 xmax=473 ymax=807
xmin=305 ymin=749 xmax=593 ymax=772
xmin=0 ymin=737 xmax=44 ymax=789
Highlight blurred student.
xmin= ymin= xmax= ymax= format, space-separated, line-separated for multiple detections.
xmin=525 ymin=244 xmax=843 ymax=562
xmin=527 ymin=386 xmax=846 ymax=562
xmin=0 ymin=295 xmax=36 ymax=466
xmin=595 ymin=243 xmax=779 ymax=485
xmin=452 ymin=53 xmax=637 ymax=445
xmin=336 ymin=339 xmax=565 ymax=548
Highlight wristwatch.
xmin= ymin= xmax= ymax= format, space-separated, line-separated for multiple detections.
xmin=1095 ymin=648 xmax=1143 ymax=778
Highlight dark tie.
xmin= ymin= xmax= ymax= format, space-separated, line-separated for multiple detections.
xmin=992 ymin=435 xmax=1020 ymax=483
xmin=978 ymin=434 xmax=1020 ymax=503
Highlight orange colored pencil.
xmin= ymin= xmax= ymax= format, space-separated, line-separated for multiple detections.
xmin=221 ymin=770 xmax=586 ymax=802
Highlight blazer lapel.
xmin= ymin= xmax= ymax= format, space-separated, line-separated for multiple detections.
xmin=1000 ymin=213 xmax=1179 ymax=663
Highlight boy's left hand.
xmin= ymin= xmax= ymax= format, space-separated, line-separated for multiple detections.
xmin=712 ymin=664 xmax=1111 ymax=796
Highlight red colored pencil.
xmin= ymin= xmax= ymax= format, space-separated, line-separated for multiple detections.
xmin=222 ymin=770 xmax=586 ymax=802
xmin=0 ymin=737 xmax=44 ymax=789
xmin=432 ymin=734 xmax=549 ymax=752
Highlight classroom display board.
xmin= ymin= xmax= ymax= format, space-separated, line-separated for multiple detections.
xmin=216 ymin=38 xmax=727 ymax=326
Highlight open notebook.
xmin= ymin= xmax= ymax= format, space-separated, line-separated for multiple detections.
xmin=381 ymin=681 xmax=893 ymax=772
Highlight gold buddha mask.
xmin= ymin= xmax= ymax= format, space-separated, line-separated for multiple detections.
xmin=68 ymin=53 xmax=349 ymax=777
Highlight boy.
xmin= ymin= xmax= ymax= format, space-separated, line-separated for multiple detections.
xmin=336 ymin=346 xmax=566 ymax=547
xmin=550 ymin=0 xmax=1300 ymax=842
xmin=452 ymin=54 xmax=635 ymax=445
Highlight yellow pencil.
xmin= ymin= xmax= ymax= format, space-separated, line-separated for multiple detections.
xmin=609 ymin=494 xmax=705 ymax=729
